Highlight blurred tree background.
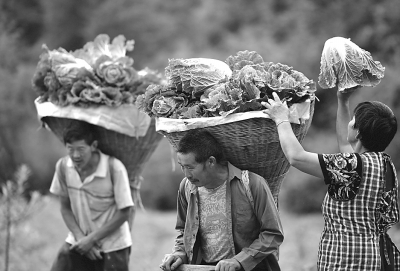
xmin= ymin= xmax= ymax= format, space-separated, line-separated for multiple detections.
xmin=1 ymin=0 xmax=400 ymax=213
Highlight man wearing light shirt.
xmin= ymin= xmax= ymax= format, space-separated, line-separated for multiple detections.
xmin=49 ymin=120 xmax=133 ymax=271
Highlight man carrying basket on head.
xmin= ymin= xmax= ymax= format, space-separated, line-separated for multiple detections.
xmin=49 ymin=120 xmax=133 ymax=271
xmin=30 ymin=33 xmax=167 ymax=271
xmin=160 ymin=129 xmax=284 ymax=271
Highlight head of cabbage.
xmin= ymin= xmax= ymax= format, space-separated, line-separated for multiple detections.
xmin=318 ymin=37 xmax=385 ymax=91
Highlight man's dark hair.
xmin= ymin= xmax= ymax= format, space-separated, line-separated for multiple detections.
xmin=177 ymin=129 xmax=227 ymax=164
xmin=63 ymin=120 xmax=97 ymax=145
xmin=354 ymin=101 xmax=397 ymax=152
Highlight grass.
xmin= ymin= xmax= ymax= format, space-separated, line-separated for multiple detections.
xmin=0 ymin=196 xmax=399 ymax=271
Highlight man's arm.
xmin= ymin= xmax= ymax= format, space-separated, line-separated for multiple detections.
xmin=60 ymin=195 xmax=103 ymax=260
xmin=53 ymin=159 xmax=85 ymax=240
xmin=59 ymin=195 xmax=86 ymax=241
xmin=70 ymin=206 xmax=131 ymax=254
xmin=161 ymin=179 xmax=189 ymax=271
xmin=173 ymin=179 xmax=189 ymax=255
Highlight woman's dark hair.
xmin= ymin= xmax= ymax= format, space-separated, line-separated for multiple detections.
xmin=63 ymin=120 xmax=97 ymax=145
xmin=354 ymin=101 xmax=397 ymax=152
xmin=177 ymin=129 xmax=227 ymax=164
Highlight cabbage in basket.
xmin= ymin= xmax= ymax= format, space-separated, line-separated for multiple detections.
xmin=136 ymin=50 xmax=316 ymax=119
xmin=32 ymin=34 xmax=165 ymax=107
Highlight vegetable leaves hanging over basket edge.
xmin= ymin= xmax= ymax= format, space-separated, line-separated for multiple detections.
xmin=136 ymin=50 xmax=317 ymax=119
xmin=31 ymin=34 xmax=166 ymax=108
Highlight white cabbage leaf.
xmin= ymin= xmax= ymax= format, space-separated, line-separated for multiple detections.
xmin=165 ymin=58 xmax=232 ymax=98
xmin=318 ymin=37 xmax=385 ymax=91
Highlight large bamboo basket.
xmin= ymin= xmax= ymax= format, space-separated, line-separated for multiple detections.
xmin=42 ymin=116 xmax=163 ymax=185
xmin=156 ymin=101 xmax=315 ymax=204
xmin=35 ymin=98 xmax=164 ymax=210
xmin=42 ymin=116 xmax=163 ymax=210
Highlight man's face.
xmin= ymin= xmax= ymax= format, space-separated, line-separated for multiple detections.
xmin=66 ymin=139 xmax=96 ymax=170
xmin=177 ymin=152 xmax=214 ymax=188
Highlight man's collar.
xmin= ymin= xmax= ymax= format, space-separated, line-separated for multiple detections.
xmin=66 ymin=151 xmax=108 ymax=178
xmin=95 ymin=151 xmax=108 ymax=177
xmin=227 ymin=162 xmax=242 ymax=181
xmin=189 ymin=162 xmax=242 ymax=194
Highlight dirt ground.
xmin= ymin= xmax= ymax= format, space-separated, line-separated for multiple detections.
xmin=1 ymin=196 xmax=399 ymax=271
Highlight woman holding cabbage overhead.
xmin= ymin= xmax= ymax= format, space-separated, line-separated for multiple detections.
xmin=263 ymin=37 xmax=400 ymax=270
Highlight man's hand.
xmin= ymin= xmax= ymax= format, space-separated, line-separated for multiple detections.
xmin=216 ymin=258 xmax=242 ymax=271
xmin=84 ymin=246 xmax=103 ymax=261
xmin=159 ymin=254 xmax=184 ymax=271
xmin=70 ymin=235 xmax=96 ymax=255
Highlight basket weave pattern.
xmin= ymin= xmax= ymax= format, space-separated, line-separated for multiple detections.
xmin=42 ymin=117 xmax=163 ymax=183
xmin=158 ymin=101 xmax=315 ymax=203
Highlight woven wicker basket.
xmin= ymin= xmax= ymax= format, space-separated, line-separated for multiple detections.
xmin=41 ymin=116 xmax=163 ymax=207
xmin=157 ymin=101 xmax=315 ymax=204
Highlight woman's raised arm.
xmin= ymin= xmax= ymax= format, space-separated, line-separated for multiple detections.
xmin=336 ymin=87 xmax=358 ymax=153
xmin=263 ymin=93 xmax=323 ymax=178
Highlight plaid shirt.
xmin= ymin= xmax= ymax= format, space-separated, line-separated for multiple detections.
xmin=318 ymin=152 xmax=400 ymax=270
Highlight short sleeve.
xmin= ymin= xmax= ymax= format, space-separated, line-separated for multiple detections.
xmin=318 ymin=153 xmax=362 ymax=201
xmin=110 ymin=158 xmax=134 ymax=209
xmin=49 ymin=158 xmax=69 ymax=197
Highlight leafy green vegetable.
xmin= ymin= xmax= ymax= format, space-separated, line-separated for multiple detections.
xmin=136 ymin=51 xmax=316 ymax=119
xmin=32 ymin=34 xmax=164 ymax=107
xmin=226 ymin=50 xmax=264 ymax=71
xmin=165 ymin=58 xmax=231 ymax=97
xmin=318 ymin=37 xmax=385 ymax=91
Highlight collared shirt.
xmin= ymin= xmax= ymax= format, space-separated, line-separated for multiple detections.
xmin=50 ymin=151 xmax=133 ymax=253
xmin=172 ymin=162 xmax=284 ymax=271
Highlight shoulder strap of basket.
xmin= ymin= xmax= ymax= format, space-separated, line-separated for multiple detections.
xmin=182 ymin=172 xmax=255 ymax=210
xmin=184 ymin=178 xmax=191 ymax=203
xmin=108 ymin=156 xmax=114 ymax=185
xmin=240 ymin=170 xmax=254 ymax=210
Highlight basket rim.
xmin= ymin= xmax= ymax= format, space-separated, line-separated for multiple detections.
xmin=156 ymin=99 xmax=313 ymax=133
xmin=35 ymin=98 xmax=152 ymax=138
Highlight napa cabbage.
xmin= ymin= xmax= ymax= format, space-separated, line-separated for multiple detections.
xmin=318 ymin=37 xmax=385 ymax=91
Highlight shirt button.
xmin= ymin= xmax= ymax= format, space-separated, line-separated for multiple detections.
xmin=195 ymin=216 xmax=199 ymax=220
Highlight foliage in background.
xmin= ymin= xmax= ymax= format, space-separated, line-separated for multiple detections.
xmin=0 ymin=165 xmax=45 ymax=271
xmin=0 ymin=0 xmax=400 ymax=212
xmin=0 ymin=21 xmax=30 ymax=183
xmin=140 ymin=140 xmax=184 ymax=210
